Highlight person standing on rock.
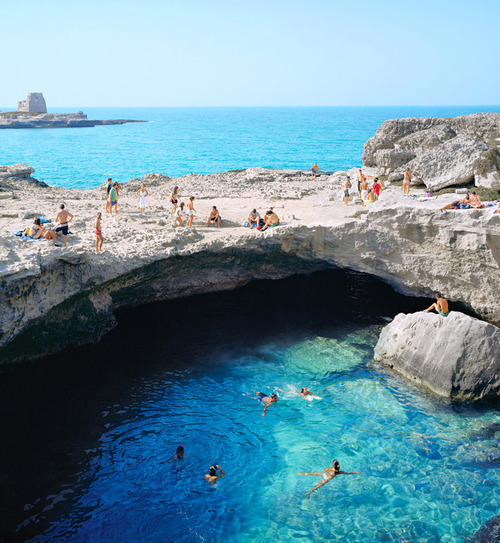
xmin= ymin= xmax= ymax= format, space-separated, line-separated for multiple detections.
xmin=170 ymin=186 xmax=180 ymax=213
xmin=311 ymin=163 xmax=319 ymax=179
xmin=175 ymin=202 xmax=185 ymax=227
xmin=109 ymin=183 xmax=119 ymax=215
xmin=344 ymin=176 xmax=352 ymax=206
xmin=403 ymin=167 xmax=413 ymax=197
xmin=186 ymin=196 xmax=196 ymax=227
xmin=55 ymin=204 xmax=74 ymax=247
xmin=372 ymin=178 xmax=382 ymax=198
xmin=357 ymin=169 xmax=366 ymax=198
xmin=94 ymin=212 xmax=103 ymax=253
xmin=360 ymin=178 xmax=369 ymax=206
xmin=137 ymin=184 xmax=149 ymax=215
xmin=425 ymin=294 xmax=449 ymax=317
xmin=105 ymin=178 xmax=112 ymax=214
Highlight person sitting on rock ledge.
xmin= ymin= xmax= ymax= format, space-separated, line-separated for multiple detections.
xmin=311 ymin=163 xmax=319 ymax=179
xmin=30 ymin=218 xmax=57 ymax=243
xmin=469 ymin=191 xmax=483 ymax=209
xmin=425 ymin=294 xmax=449 ymax=317
xmin=260 ymin=209 xmax=279 ymax=231
xmin=246 ymin=209 xmax=260 ymax=228
xmin=207 ymin=206 xmax=221 ymax=228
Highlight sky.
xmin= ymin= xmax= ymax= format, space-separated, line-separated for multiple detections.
xmin=0 ymin=0 xmax=498 ymax=107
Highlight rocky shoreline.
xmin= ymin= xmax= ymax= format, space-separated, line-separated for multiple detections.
xmin=0 ymin=111 xmax=146 ymax=129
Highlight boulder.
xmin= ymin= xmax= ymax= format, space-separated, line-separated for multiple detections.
xmin=374 ymin=312 xmax=500 ymax=401
xmin=372 ymin=149 xmax=416 ymax=175
xmin=397 ymin=124 xmax=457 ymax=153
xmin=467 ymin=514 xmax=500 ymax=543
xmin=474 ymin=149 xmax=500 ymax=190
xmin=362 ymin=137 xmax=394 ymax=167
xmin=408 ymin=135 xmax=488 ymax=189
xmin=0 ymin=164 xmax=35 ymax=179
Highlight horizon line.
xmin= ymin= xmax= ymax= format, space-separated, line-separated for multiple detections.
xmin=2 ymin=104 xmax=500 ymax=109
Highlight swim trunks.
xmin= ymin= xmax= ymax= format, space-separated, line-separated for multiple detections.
xmin=344 ymin=189 xmax=349 ymax=198
xmin=95 ymin=230 xmax=102 ymax=236
xmin=55 ymin=225 xmax=69 ymax=236
xmin=110 ymin=201 xmax=117 ymax=206
xmin=258 ymin=392 xmax=268 ymax=402
xmin=439 ymin=311 xmax=449 ymax=317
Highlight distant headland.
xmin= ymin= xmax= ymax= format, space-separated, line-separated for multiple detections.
xmin=0 ymin=92 xmax=147 ymax=129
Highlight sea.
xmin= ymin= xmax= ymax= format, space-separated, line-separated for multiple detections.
xmin=1 ymin=105 xmax=500 ymax=189
xmin=1 ymin=107 xmax=499 ymax=542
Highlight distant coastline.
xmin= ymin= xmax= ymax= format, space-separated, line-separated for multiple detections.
xmin=0 ymin=111 xmax=147 ymax=129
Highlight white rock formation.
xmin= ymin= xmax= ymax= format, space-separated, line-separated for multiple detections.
xmin=374 ymin=312 xmax=500 ymax=401
xmin=17 ymin=92 xmax=47 ymax=113
xmin=362 ymin=113 xmax=500 ymax=191
xmin=0 ymin=165 xmax=499 ymax=365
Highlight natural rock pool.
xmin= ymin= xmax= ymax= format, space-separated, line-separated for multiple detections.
xmin=1 ymin=270 xmax=498 ymax=542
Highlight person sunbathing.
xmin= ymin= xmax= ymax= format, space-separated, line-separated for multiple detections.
xmin=30 ymin=218 xmax=57 ymax=242
xmin=425 ymin=293 xmax=449 ymax=316
xmin=469 ymin=191 xmax=482 ymax=208
xmin=207 ymin=206 xmax=221 ymax=228
xmin=439 ymin=194 xmax=470 ymax=210
xmin=298 ymin=460 xmax=360 ymax=499
xmin=247 ymin=209 xmax=260 ymax=228
xmin=261 ymin=210 xmax=279 ymax=231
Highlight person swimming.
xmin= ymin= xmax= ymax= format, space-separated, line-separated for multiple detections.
xmin=255 ymin=391 xmax=278 ymax=417
xmin=204 ymin=464 xmax=226 ymax=483
xmin=298 ymin=459 xmax=360 ymax=498
xmin=170 ymin=445 xmax=186 ymax=460
xmin=300 ymin=387 xmax=322 ymax=402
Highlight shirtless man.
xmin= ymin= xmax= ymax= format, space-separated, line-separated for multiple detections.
xmin=360 ymin=178 xmax=369 ymax=206
xmin=55 ymin=204 xmax=74 ymax=247
xmin=403 ymin=167 xmax=413 ymax=197
xmin=311 ymin=163 xmax=319 ymax=179
xmin=425 ymin=294 xmax=449 ymax=317
xmin=204 ymin=465 xmax=226 ymax=483
xmin=261 ymin=210 xmax=279 ymax=232
xmin=356 ymin=169 xmax=366 ymax=198
xmin=207 ymin=206 xmax=221 ymax=228
xmin=298 ymin=459 xmax=360 ymax=499
xmin=186 ymin=196 xmax=196 ymax=227
xmin=343 ymin=176 xmax=352 ymax=206
xmin=255 ymin=391 xmax=278 ymax=417
xmin=439 ymin=194 xmax=470 ymax=210
xmin=94 ymin=212 xmax=103 ymax=253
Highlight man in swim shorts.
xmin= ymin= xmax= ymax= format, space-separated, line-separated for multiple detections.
xmin=204 ymin=464 xmax=226 ymax=483
xmin=255 ymin=391 xmax=278 ymax=417
xmin=298 ymin=459 xmax=361 ymax=498
xmin=357 ymin=169 xmax=366 ymax=198
xmin=344 ymin=176 xmax=352 ymax=206
xmin=55 ymin=204 xmax=74 ymax=247
xmin=207 ymin=206 xmax=221 ymax=228
xmin=425 ymin=294 xmax=449 ymax=316
xmin=311 ymin=163 xmax=319 ymax=179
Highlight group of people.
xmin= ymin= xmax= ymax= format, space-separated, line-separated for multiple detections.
xmin=244 ymin=208 xmax=280 ymax=230
xmin=168 ymin=386 xmax=360 ymax=498
xmin=28 ymin=204 xmax=74 ymax=248
xmin=343 ymin=170 xmax=384 ymax=206
xmin=439 ymin=191 xmax=484 ymax=210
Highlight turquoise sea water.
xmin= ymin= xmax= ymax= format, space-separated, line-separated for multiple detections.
xmin=1 ymin=271 xmax=498 ymax=542
xmin=1 ymin=105 xmax=500 ymax=188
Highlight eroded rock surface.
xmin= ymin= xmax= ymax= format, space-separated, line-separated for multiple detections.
xmin=374 ymin=312 xmax=500 ymax=400
xmin=362 ymin=112 xmax=500 ymax=190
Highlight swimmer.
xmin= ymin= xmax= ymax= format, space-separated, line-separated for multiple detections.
xmin=169 ymin=445 xmax=186 ymax=460
xmin=204 ymin=464 xmax=226 ymax=483
xmin=298 ymin=459 xmax=360 ymax=498
xmin=300 ymin=387 xmax=322 ymax=401
xmin=255 ymin=391 xmax=278 ymax=417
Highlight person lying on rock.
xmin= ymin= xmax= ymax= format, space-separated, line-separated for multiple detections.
xmin=298 ymin=459 xmax=361 ymax=499
xmin=207 ymin=206 xmax=221 ymax=228
xmin=425 ymin=294 xmax=449 ymax=317
xmin=439 ymin=194 xmax=470 ymax=211
xmin=469 ymin=191 xmax=482 ymax=208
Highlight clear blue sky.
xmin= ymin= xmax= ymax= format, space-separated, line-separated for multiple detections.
xmin=1 ymin=0 xmax=498 ymax=107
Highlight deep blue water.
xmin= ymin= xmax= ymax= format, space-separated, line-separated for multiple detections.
xmin=1 ymin=105 xmax=500 ymax=188
xmin=0 ymin=271 xmax=498 ymax=542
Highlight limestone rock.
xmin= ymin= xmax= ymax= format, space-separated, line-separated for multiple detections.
xmin=0 ymin=164 xmax=35 ymax=179
xmin=397 ymin=124 xmax=457 ymax=153
xmin=374 ymin=312 xmax=500 ymax=401
xmin=17 ymin=92 xmax=47 ymax=113
xmin=372 ymin=148 xmax=416 ymax=175
xmin=468 ymin=514 xmax=500 ymax=543
xmin=408 ymin=135 xmax=488 ymax=189
xmin=474 ymin=149 xmax=500 ymax=190
xmin=362 ymin=137 xmax=394 ymax=167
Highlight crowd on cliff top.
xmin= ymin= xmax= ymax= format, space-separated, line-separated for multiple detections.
xmin=11 ymin=165 xmax=500 ymax=254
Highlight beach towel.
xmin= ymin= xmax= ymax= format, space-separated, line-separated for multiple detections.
xmin=12 ymin=232 xmax=44 ymax=241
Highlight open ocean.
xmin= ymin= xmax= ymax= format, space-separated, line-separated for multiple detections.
xmin=1 ymin=105 xmax=500 ymax=189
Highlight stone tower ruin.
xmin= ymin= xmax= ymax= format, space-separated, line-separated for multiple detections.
xmin=18 ymin=93 xmax=47 ymax=113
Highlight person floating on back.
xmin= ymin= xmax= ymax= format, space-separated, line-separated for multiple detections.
xmin=298 ymin=459 xmax=361 ymax=499
xmin=94 ymin=212 xmax=103 ymax=253
xmin=255 ymin=391 xmax=278 ymax=417
xmin=55 ymin=204 xmax=74 ymax=247
xmin=204 ymin=464 xmax=226 ymax=483
xmin=311 ymin=163 xmax=319 ymax=179
xmin=425 ymin=294 xmax=449 ymax=317
xmin=207 ymin=206 xmax=221 ymax=228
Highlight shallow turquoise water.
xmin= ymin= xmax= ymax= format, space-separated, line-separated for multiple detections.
xmin=1 ymin=105 xmax=500 ymax=188
xmin=1 ymin=271 xmax=498 ymax=542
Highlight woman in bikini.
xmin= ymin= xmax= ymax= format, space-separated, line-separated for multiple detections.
xmin=403 ymin=167 xmax=413 ymax=197
xmin=298 ymin=459 xmax=361 ymax=498
xmin=30 ymin=218 xmax=57 ymax=242
xmin=175 ymin=202 xmax=185 ymax=227
xmin=94 ymin=212 xmax=103 ymax=253
xmin=186 ymin=196 xmax=196 ymax=227
xmin=171 ymin=187 xmax=180 ymax=213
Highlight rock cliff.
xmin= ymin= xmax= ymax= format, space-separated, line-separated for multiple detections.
xmin=0 ymin=164 xmax=499 ymax=366
xmin=362 ymin=112 xmax=500 ymax=190
xmin=374 ymin=312 xmax=500 ymax=400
